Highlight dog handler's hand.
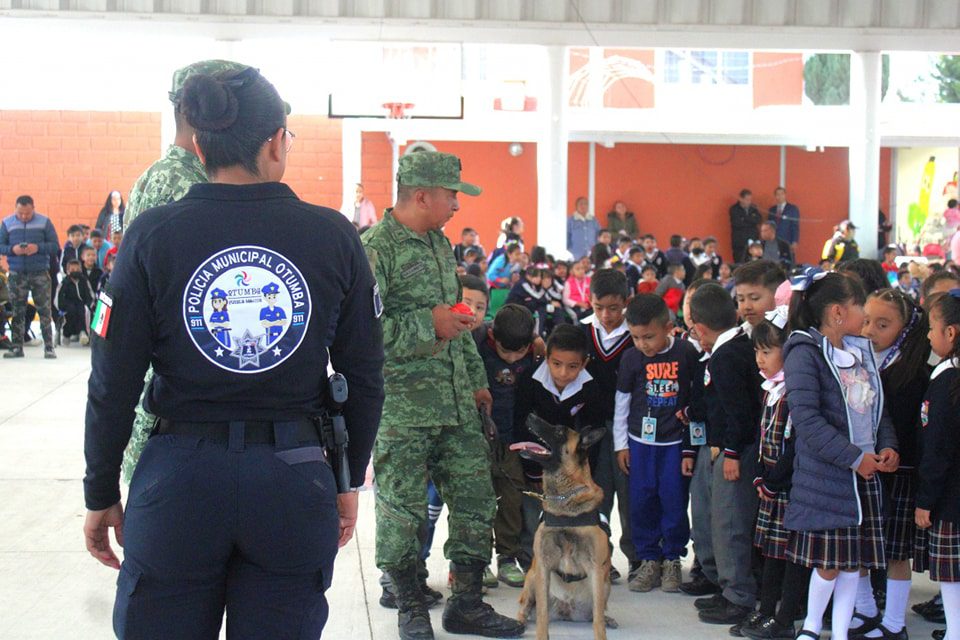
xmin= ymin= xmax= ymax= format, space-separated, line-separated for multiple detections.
xmin=337 ymin=491 xmax=359 ymax=548
xmin=84 ymin=503 xmax=124 ymax=569
xmin=616 ymin=450 xmax=630 ymax=475
xmin=723 ymin=457 xmax=740 ymax=482
xmin=681 ymin=458 xmax=695 ymax=477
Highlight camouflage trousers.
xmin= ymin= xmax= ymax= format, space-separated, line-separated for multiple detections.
xmin=374 ymin=421 xmax=496 ymax=572
xmin=8 ymin=271 xmax=53 ymax=347
xmin=121 ymin=367 xmax=157 ymax=484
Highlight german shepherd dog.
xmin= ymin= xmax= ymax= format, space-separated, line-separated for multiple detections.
xmin=510 ymin=415 xmax=618 ymax=640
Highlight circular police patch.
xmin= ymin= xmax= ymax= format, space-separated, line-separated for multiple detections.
xmin=182 ymin=245 xmax=311 ymax=374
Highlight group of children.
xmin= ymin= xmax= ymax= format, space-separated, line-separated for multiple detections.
xmin=54 ymin=223 xmax=118 ymax=345
xmin=451 ymin=252 xmax=960 ymax=640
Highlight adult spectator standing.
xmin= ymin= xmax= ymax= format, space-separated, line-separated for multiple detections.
xmin=94 ymin=190 xmax=125 ymax=236
xmin=729 ymin=188 xmax=761 ymax=263
xmin=0 ymin=195 xmax=60 ymax=359
xmin=82 ymin=66 xmax=384 ymax=638
xmin=568 ymin=196 xmax=599 ymax=261
xmin=758 ymin=221 xmax=793 ymax=269
xmin=362 ymin=152 xmax=524 ymax=640
xmin=767 ymin=187 xmax=799 ymax=253
xmin=350 ymin=182 xmax=378 ymax=228
xmin=119 ymin=59 xmax=249 ymax=485
xmin=607 ymin=200 xmax=638 ymax=239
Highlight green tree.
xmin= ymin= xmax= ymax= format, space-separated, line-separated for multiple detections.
xmin=803 ymin=53 xmax=889 ymax=105
xmin=933 ymin=55 xmax=960 ymax=102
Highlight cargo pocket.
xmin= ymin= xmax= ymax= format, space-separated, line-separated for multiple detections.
xmin=113 ymin=563 xmax=142 ymax=639
xmin=297 ymin=566 xmax=334 ymax=639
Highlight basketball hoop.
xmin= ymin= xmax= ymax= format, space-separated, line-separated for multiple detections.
xmin=382 ymin=102 xmax=415 ymax=119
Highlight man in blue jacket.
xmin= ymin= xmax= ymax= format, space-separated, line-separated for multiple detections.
xmin=0 ymin=195 xmax=60 ymax=359
xmin=768 ymin=187 xmax=800 ymax=253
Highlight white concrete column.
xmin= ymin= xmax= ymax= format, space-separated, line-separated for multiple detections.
xmin=537 ymin=45 xmax=569 ymax=257
xmin=588 ymin=141 xmax=597 ymax=218
xmin=340 ymin=120 xmax=362 ymax=219
xmin=848 ymin=50 xmax=882 ymax=257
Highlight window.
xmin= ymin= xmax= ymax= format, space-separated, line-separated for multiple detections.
xmin=663 ymin=49 xmax=750 ymax=85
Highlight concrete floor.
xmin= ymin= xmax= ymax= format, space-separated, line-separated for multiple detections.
xmin=0 ymin=338 xmax=946 ymax=639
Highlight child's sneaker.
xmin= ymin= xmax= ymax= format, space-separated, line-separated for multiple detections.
xmin=660 ymin=559 xmax=682 ymax=592
xmin=496 ymin=557 xmax=525 ymax=588
xmin=79 ymin=333 xmax=90 ymax=346
xmin=628 ymin=560 xmax=661 ymax=592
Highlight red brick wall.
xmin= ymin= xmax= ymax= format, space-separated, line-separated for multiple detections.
xmin=283 ymin=115 xmax=343 ymax=211
xmin=360 ymin=131 xmax=394 ymax=221
xmin=0 ymin=110 xmax=160 ymax=240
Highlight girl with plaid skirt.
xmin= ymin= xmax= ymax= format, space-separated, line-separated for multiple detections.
xmin=915 ymin=291 xmax=960 ymax=640
xmin=854 ymin=288 xmax=931 ymax=640
xmin=782 ymin=271 xmax=900 ymax=640
xmin=742 ymin=308 xmax=812 ymax=640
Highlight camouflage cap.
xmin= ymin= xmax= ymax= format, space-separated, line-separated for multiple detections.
xmin=169 ymin=60 xmax=292 ymax=114
xmin=397 ymin=152 xmax=481 ymax=196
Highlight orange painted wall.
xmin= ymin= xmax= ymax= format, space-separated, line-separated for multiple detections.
xmin=753 ymin=53 xmax=804 ymax=108
xmin=0 ymin=110 xmax=160 ymax=240
xmin=360 ymin=131 xmax=394 ymax=221
xmin=603 ymin=49 xmax=656 ymax=109
xmin=282 ymin=114 xmax=343 ymax=212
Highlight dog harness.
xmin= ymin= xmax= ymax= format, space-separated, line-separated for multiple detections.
xmin=542 ymin=509 xmax=600 ymax=528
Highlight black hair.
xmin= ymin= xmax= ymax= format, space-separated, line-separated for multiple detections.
xmin=922 ymin=270 xmax=960 ymax=302
xmin=733 ymin=260 xmax=786 ymax=292
xmin=590 ymin=268 xmax=629 ymax=301
xmin=546 ymin=324 xmax=588 ymax=359
xmin=15 ymin=195 xmax=33 ymax=207
xmin=739 ymin=188 xmax=752 ymax=198
xmin=524 ymin=266 xmax=541 ymax=279
xmin=530 ymin=245 xmax=547 ymax=265
xmin=502 ymin=216 xmax=523 ymax=233
xmin=466 ymin=263 xmax=482 ymax=277
xmin=597 ymin=228 xmax=611 ymax=238
xmin=180 ymin=67 xmax=286 ymax=177
xmin=461 ymin=227 xmax=476 ymax=235
xmin=669 ymin=234 xmax=683 ymax=248
xmin=628 ymin=246 xmax=643 ymax=258
xmin=869 ymin=288 xmax=931 ymax=394
xmin=640 ymin=264 xmax=657 ymax=275
xmin=625 ymin=294 xmax=670 ymax=327
xmin=642 ymin=233 xmax=656 ymax=241
xmin=504 ymin=242 xmax=521 ymax=256
xmin=687 ymin=278 xmax=712 ymax=292
xmin=689 ymin=283 xmax=738 ymax=331
xmin=703 ymin=236 xmax=717 ymax=246
xmin=788 ymin=272 xmax=866 ymax=331
xmin=949 ymin=199 xmax=958 ymax=209
xmin=459 ymin=274 xmax=488 ymax=298
xmin=693 ymin=263 xmax=713 ymax=281
xmin=774 ymin=186 xmax=786 ymax=194
xmin=928 ymin=292 xmax=960 ymax=403
xmin=79 ymin=245 xmax=95 ymax=258
xmin=65 ymin=259 xmax=82 ymax=270
xmin=590 ymin=243 xmax=611 ymax=268
xmin=836 ymin=258 xmax=888 ymax=295
xmin=752 ymin=319 xmax=788 ymax=350
xmin=99 ymin=191 xmax=125 ymax=215
xmin=541 ymin=269 xmax=555 ymax=282
xmin=492 ymin=304 xmax=535 ymax=351
xmin=67 ymin=224 xmax=83 ymax=235
xmin=883 ymin=246 xmax=898 ymax=257
xmin=464 ymin=246 xmax=482 ymax=258
xmin=89 ymin=229 xmax=103 ymax=239
xmin=618 ymin=236 xmax=633 ymax=246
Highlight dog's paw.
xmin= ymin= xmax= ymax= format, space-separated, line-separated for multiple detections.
xmin=604 ymin=615 xmax=619 ymax=629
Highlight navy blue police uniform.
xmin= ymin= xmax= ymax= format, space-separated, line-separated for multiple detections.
xmin=83 ymin=181 xmax=385 ymax=639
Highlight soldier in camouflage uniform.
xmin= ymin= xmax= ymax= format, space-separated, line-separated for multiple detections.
xmin=120 ymin=59 xmax=248 ymax=483
xmin=362 ymin=152 xmax=524 ymax=640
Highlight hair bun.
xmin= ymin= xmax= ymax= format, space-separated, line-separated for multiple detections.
xmin=180 ymin=74 xmax=239 ymax=132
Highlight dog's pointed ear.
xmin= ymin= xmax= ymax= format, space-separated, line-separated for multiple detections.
xmin=577 ymin=425 xmax=606 ymax=450
xmin=526 ymin=413 xmax=554 ymax=433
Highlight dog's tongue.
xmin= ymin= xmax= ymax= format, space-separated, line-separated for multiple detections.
xmin=509 ymin=442 xmax=550 ymax=455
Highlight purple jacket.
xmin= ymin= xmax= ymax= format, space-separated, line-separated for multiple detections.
xmin=782 ymin=329 xmax=897 ymax=531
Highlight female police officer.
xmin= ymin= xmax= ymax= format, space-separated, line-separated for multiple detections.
xmin=82 ymin=66 xmax=384 ymax=639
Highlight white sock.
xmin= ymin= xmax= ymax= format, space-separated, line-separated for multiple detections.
xmin=850 ymin=573 xmax=879 ymax=628
xmin=942 ymin=582 xmax=960 ymax=640
xmin=831 ymin=570 xmax=860 ymax=640
xmin=802 ymin=571 xmax=836 ymax=635
xmin=879 ymin=578 xmax=911 ymax=633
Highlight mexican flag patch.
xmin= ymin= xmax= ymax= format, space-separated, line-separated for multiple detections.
xmin=91 ymin=291 xmax=113 ymax=339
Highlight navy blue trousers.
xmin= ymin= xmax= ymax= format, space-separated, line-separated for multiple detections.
xmin=628 ymin=440 xmax=690 ymax=561
xmin=115 ymin=425 xmax=340 ymax=639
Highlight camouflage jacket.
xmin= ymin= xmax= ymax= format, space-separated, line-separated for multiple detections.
xmin=124 ymin=144 xmax=207 ymax=225
xmin=362 ymin=209 xmax=487 ymax=428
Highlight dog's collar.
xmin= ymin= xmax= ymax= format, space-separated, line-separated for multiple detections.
xmin=530 ymin=485 xmax=588 ymax=503
xmin=553 ymin=570 xmax=588 ymax=583
xmin=542 ymin=509 xmax=600 ymax=528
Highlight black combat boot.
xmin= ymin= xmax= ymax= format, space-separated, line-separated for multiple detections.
xmin=380 ymin=567 xmax=443 ymax=609
xmin=386 ymin=567 xmax=434 ymax=640
xmin=442 ymin=562 xmax=525 ymax=638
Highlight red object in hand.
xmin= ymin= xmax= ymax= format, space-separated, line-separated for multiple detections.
xmin=450 ymin=303 xmax=474 ymax=315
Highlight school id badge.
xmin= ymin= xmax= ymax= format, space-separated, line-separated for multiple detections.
xmin=641 ymin=416 xmax=657 ymax=443
xmin=689 ymin=421 xmax=707 ymax=446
